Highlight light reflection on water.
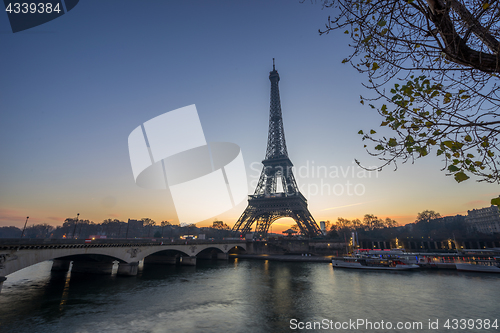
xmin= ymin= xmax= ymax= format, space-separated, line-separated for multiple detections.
xmin=0 ymin=259 xmax=499 ymax=333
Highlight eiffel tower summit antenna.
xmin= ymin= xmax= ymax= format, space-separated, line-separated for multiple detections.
xmin=232 ymin=61 xmax=322 ymax=238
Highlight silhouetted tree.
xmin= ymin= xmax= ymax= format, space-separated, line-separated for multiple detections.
xmin=416 ymin=210 xmax=442 ymax=223
xmin=319 ymin=0 xmax=500 ymax=184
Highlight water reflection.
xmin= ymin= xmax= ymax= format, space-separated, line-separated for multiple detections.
xmin=0 ymin=259 xmax=499 ymax=333
xmin=58 ymin=271 xmax=71 ymax=312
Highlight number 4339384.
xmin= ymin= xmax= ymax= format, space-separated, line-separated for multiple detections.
xmin=6 ymin=2 xmax=61 ymax=14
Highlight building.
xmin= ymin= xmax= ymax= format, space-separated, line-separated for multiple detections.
xmin=320 ymin=221 xmax=326 ymax=235
xmin=126 ymin=219 xmax=144 ymax=238
xmin=465 ymin=205 xmax=500 ymax=234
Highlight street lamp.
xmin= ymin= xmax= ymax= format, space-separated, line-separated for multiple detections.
xmin=72 ymin=213 xmax=79 ymax=239
xmin=20 ymin=216 xmax=29 ymax=238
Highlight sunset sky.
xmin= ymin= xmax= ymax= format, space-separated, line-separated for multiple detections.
xmin=1 ymin=1 xmax=497 ymax=234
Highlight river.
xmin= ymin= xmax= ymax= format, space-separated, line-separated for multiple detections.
xmin=0 ymin=258 xmax=499 ymax=332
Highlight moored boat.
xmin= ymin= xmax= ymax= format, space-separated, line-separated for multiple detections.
xmin=332 ymin=250 xmax=419 ymax=271
xmin=332 ymin=258 xmax=419 ymax=270
xmin=456 ymin=258 xmax=500 ymax=273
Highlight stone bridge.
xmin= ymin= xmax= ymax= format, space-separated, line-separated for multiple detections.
xmin=0 ymin=239 xmax=247 ymax=291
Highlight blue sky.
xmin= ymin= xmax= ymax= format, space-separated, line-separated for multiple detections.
xmin=0 ymin=0 xmax=496 ymax=231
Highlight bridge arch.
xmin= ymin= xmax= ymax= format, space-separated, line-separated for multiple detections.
xmin=227 ymin=245 xmax=246 ymax=254
xmin=0 ymin=247 xmax=131 ymax=277
xmin=196 ymin=247 xmax=225 ymax=259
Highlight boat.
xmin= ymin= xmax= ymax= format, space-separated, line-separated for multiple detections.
xmin=332 ymin=257 xmax=420 ymax=270
xmin=332 ymin=249 xmax=419 ymax=270
xmin=456 ymin=258 xmax=500 ymax=273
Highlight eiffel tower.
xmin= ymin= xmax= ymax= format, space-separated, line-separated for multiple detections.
xmin=232 ymin=60 xmax=322 ymax=238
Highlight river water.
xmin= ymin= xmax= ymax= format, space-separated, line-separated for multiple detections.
xmin=1 ymin=258 xmax=499 ymax=333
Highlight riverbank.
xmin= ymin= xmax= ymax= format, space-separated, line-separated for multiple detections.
xmin=232 ymin=254 xmax=333 ymax=262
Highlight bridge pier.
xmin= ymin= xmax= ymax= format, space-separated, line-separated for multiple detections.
xmin=0 ymin=276 xmax=6 ymax=293
xmin=180 ymin=256 xmax=196 ymax=266
xmin=217 ymin=253 xmax=228 ymax=260
xmin=51 ymin=259 xmax=71 ymax=272
xmin=117 ymin=262 xmax=139 ymax=276
xmin=71 ymin=261 xmax=114 ymax=275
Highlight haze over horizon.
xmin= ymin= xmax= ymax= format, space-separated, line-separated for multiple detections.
xmin=1 ymin=1 xmax=496 ymax=234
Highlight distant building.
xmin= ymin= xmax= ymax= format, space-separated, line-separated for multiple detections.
xmin=320 ymin=221 xmax=326 ymax=235
xmin=126 ymin=219 xmax=144 ymax=238
xmin=440 ymin=215 xmax=465 ymax=223
xmin=465 ymin=205 xmax=500 ymax=234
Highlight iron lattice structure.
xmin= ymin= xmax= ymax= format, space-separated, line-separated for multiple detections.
xmin=232 ymin=61 xmax=322 ymax=238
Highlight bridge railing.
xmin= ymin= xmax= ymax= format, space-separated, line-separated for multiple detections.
xmin=0 ymin=238 xmax=247 ymax=250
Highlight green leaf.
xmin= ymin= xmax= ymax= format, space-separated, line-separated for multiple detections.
xmin=358 ymin=130 xmax=364 ymax=135
xmin=375 ymin=144 xmax=384 ymax=150
xmin=491 ymin=197 xmax=500 ymax=206
xmin=372 ymin=62 xmax=380 ymax=71
xmin=443 ymin=92 xmax=452 ymax=103
xmin=362 ymin=36 xmax=372 ymax=44
xmin=483 ymin=3 xmax=490 ymax=9
xmin=377 ymin=20 xmax=386 ymax=27
xmin=370 ymin=129 xmax=376 ymax=134
xmin=442 ymin=141 xmax=454 ymax=149
xmin=388 ymin=138 xmax=397 ymax=147
xmin=454 ymin=171 xmax=470 ymax=183
xmin=448 ymin=165 xmax=460 ymax=172
xmin=464 ymin=135 xmax=472 ymax=142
